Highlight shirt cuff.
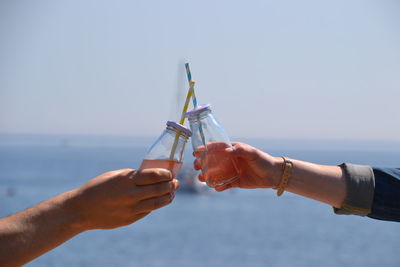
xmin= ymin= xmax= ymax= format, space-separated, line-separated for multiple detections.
xmin=333 ymin=163 xmax=375 ymax=216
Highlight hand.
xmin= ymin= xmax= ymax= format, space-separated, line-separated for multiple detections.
xmin=68 ymin=168 xmax=179 ymax=230
xmin=193 ymin=142 xmax=281 ymax=192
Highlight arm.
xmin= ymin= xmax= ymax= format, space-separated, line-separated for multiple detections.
xmin=0 ymin=168 xmax=179 ymax=266
xmin=275 ymin=158 xmax=346 ymax=208
xmin=194 ymin=142 xmax=346 ymax=208
xmin=194 ymin=142 xmax=400 ymax=222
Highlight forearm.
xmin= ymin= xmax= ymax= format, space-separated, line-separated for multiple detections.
xmin=272 ymin=157 xmax=400 ymax=222
xmin=275 ymin=158 xmax=346 ymax=208
xmin=0 ymin=189 xmax=84 ymax=266
xmin=0 ymin=168 xmax=178 ymax=266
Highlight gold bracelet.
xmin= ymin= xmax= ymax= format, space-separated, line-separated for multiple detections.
xmin=276 ymin=157 xmax=293 ymax=197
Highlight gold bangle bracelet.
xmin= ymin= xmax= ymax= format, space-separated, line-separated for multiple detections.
xmin=276 ymin=157 xmax=293 ymax=197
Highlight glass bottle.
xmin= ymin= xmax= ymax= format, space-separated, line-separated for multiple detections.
xmin=185 ymin=104 xmax=239 ymax=187
xmin=140 ymin=121 xmax=192 ymax=177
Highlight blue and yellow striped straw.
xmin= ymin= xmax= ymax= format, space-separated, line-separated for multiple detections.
xmin=184 ymin=63 xmax=206 ymax=147
xmin=185 ymin=63 xmax=198 ymax=108
xmin=178 ymin=80 xmax=195 ymax=124
xmin=169 ymin=63 xmax=206 ymax=163
xmin=168 ymin=64 xmax=197 ymax=162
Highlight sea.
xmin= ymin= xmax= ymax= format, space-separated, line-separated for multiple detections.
xmin=0 ymin=134 xmax=399 ymax=267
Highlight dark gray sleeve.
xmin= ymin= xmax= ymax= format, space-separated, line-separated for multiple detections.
xmin=368 ymin=168 xmax=400 ymax=222
xmin=333 ymin=163 xmax=375 ymax=216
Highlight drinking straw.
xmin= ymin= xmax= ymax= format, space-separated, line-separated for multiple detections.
xmin=185 ymin=63 xmax=198 ymax=107
xmin=168 ymin=63 xmax=206 ymax=167
xmin=168 ymin=73 xmax=196 ymax=162
xmin=185 ymin=63 xmax=206 ymax=148
xmin=179 ymin=80 xmax=196 ymax=124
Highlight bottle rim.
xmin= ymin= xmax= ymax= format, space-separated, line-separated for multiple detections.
xmin=184 ymin=104 xmax=211 ymax=119
xmin=166 ymin=121 xmax=192 ymax=137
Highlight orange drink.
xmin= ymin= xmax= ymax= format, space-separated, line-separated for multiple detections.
xmin=185 ymin=104 xmax=240 ymax=188
xmin=140 ymin=159 xmax=183 ymax=178
xmin=140 ymin=121 xmax=191 ymax=180
xmin=200 ymin=144 xmax=239 ymax=187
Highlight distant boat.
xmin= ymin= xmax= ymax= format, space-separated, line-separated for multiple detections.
xmin=5 ymin=187 xmax=15 ymax=197
xmin=60 ymin=138 xmax=70 ymax=148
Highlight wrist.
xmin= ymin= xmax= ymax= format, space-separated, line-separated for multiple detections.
xmin=269 ymin=157 xmax=284 ymax=188
xmin=57 ymin=189 xmax=90 ymax=233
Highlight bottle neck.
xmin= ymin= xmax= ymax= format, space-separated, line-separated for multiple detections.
xmin=166 ymin=126 xmax=190 ymax=141
xmin=187 ymin=109 xmax=212 ymax=123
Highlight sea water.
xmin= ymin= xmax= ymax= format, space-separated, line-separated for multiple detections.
xmin=0 ymin=140 xmax=399 ymax=267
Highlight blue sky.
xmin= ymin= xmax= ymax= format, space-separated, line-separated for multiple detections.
xmin=1 ymin=0 xmax=399 ymax=140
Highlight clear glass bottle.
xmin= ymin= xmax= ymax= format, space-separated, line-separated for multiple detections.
xmin=185 ymin=104 xmax=239 ymax=187
xmin=140 ymin=121 xmax=192 ymax=177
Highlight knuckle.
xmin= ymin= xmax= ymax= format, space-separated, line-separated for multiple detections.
xmin=153 ymin=195 xmax=170 ymax=209
xmin=127 ymin=192 xmax=139 ymax=203
xmin=152 ymin=198 xmax=161 ymax=209
xmin=107 ymin=170 xmax=119 ymax=176
xmin=106 ymin=169 xmax=135 ymax=179
xmin=172 ymin=180 xmax=179 ymax=190
xmin=158 ymin=169 xmax=172 ymax=180
xmin=168 ymin=181 xmax=174 ymax=190
xmin=154 ymin=168 xmax=165 ymax=176
xmin=121 ymin=168 xmax=134 ymax=175
xmin=147 ymin=168 xmax=166 ymax=178
xmin=153 ymin=183 xmax=165 ymax=194
xmin=135 ymin=168 xmax=144 ymax=175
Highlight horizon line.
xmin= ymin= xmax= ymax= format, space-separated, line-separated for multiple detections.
xmin=0 ymin=131 xmax=400 ymax=143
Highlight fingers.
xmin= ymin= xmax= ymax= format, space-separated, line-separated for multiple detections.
xmin=215 ymin=184 xmax=231 ymax=192
xmin=193 ymin=142 xmax=259 ymax=160
xmin=134 ymin=179 xmax=179 ymax=200
xmin=102 ymin=168 xmax=135 ymax=180
xmin=131 ymin=212 xmax=151 ymax=222
xmin=193 ymin=158 xmax=202 ymax=170
xmin=113 ymin=168 xmax=135 ymax=176
xmin=214 ymin=178 xmax=239 ymax=191
xmin=193 ymin=142 xmax=231 ymax=157
xmin=193 ymin=142 xmax=232 ymax=171
xmin=214 ymin=183 xmax=234 ymax=192
xmin=198 ymin=173 xmax=206 ymax=182
xmin=123 ymin=212 xmax=151 ymax=226
xmin=131 ymin=168 xmax=172 ymax=185
xmin=134 ymin=193 xmax=174 ymax=213
xmin=193 ymin=145 xmax=205 ymax=155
